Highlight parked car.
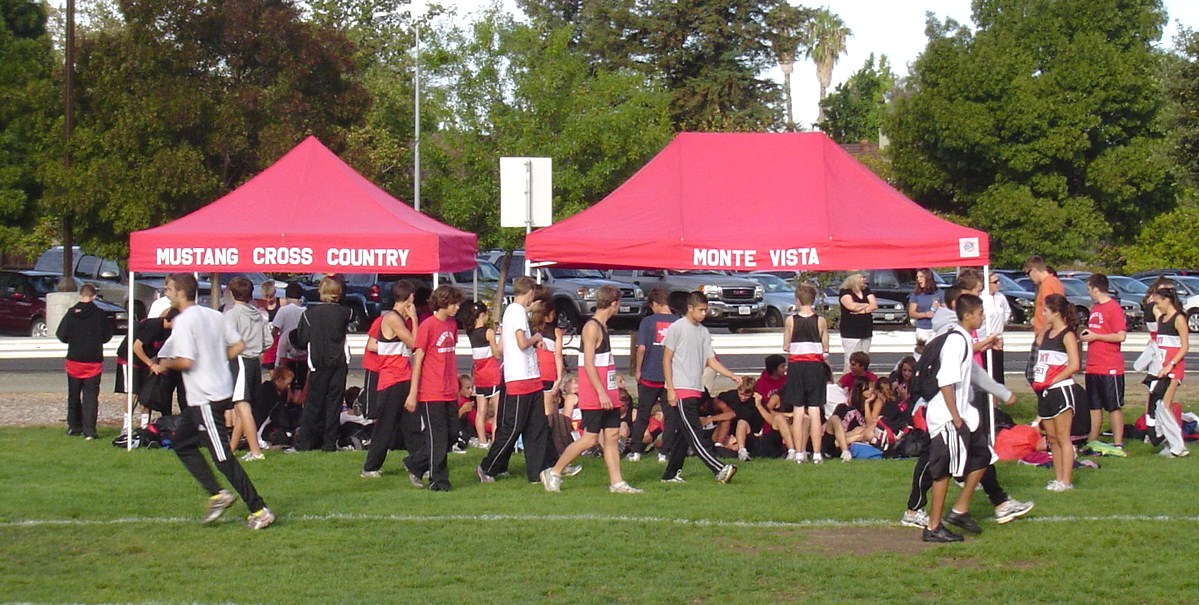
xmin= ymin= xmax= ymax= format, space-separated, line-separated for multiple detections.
xmin=857 ymin=269 xmax=948 ymax=307
xmin=1131 ymin=269 xmax=1198 ymax=280
xmin=35 ymin=246 xmax=159 ymax=319
xmin=1058 ymin=277 xmax=1143 ymax=329
xmin=0 ymin=270 xmax=128 ymax=337
xmin=297 ymin=273 xmax=385 ymax=333
xmin=1137 ymin=274 xmax=1199 ymax=299
xmin=482 ymin=251 xmax=643 ymax=332
xmin=741 ymin=273 xmax=795 ymax=328
xmin=606 ymin=269 xmax=765 ymax=330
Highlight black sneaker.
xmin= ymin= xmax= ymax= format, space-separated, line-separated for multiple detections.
xmin=922 ymin=525 xmax=964 ymax=543
xmin=943 ymin=510 xmax=982 ymax=534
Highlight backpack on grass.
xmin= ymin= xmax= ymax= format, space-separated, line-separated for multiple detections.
xmin=911 ymin=330 xmax=970 ymax=403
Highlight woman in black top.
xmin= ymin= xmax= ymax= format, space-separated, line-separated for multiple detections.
xmin=838 ymin=273 xmax=878 ymax=373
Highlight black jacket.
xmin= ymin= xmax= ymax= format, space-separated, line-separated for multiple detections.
xmin=56 ymin=301 xmax=114 ymax=362
xmin=290 ymin=303 xmax=351 ymax=369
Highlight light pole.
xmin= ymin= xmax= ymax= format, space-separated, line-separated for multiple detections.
xmin=778 ymin=51 xmax=796 ymax=132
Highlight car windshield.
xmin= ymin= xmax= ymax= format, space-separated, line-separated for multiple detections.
xmin=28 ymin=275 xmax=59 ymax=296
xmin=453 ymin=261 xmax=502 ymax=283
xmin=746 ymin=274 xmax=789 ymax=293
xmin=1110 ymin=276 xmax=1148 ymax=295
xmin=1060 ymin=279 xmax=1089 ymax=297
xmin=548 ymin=268 xmax=606 ymax=279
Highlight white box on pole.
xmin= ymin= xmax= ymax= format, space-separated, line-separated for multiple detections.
xmin=500 ymin=157 xmax=553 ymax=228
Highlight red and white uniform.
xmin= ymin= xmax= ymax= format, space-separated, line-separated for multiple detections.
xmin=362 ymin=317 xmax=384 ymax=374
xmin=414 ymin=314 xmax=458 ymax=402
xmin=1156 ymin=312 xmax=1186 ymax=381
xmin=537 ymin=324 xmax=559 ymax=383
xmin=1033 ymin=329 xmax=1073 ymax=392
xmin=787 ymin=314 xmax=823 ymax=362
xmin=377 ymin=315 xmax=413 ymax=391
xmin=578 ymin=319 xmax=619 ymax=410
xmin=468 ymin=327 xmax=500 ymax=390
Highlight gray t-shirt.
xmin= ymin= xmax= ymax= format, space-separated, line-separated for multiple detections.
xmin=662 ymin=318 xmax=714 ymax=392
xmin=159 ymin=304 xmax=242 ymax=405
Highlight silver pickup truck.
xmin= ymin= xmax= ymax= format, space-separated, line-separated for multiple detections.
xmin=606 ymin=269 xmax=765 ymax=329
xmin=484 ymin=251 xmax=644 ymax=332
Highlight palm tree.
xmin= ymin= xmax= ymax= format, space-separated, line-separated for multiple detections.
xmin=807 ymin=8 xmax=851 ymax=124
xmin=765 ymin=2 xmax=814 ymax=131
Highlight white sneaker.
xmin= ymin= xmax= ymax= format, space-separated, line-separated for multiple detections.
xmin=785 ymin=449 xmax=797 ymax=461
xmin=626 ymin=452 xmax=641 ymax=462
xmin=812 ymin=453 xmax=824 ymax=464
xmin=715 ymin=464 xmax=737 ymax=484
xmin=539 ymin=468 xmax=561 ymax=492
xmin=737 ymin=448 xmax=751 ymax=461
xmin=900 ymin=509 xmax=929 ymax=528
xmin=609 ymin=481 xmax=643 ymax=494
xmin=241 ymin=451 xmax=265 ymax=462
xmin=561 ymin=464 xmax=584 ymax=477
xmin=246 ymin=507 xmax=275 ymax=530
xmin=795 ymin=452 xmax=808 ymax=464
xmin=661 ymin=472 xmax=686 ymax=483
xmin=994 ymin=499 xmax=1034 ymax=524
xmin=840 ymin=450 xmax=852 ymax=462
xmin=657 ymin=453 xmax=668 ymax=464
xmin=1048 ymin=481 xmax=1074 ymax=493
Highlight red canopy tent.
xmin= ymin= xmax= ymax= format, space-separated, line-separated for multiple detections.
xmin=129 ymin=136 xmax=477 ymax=273
xmin=526 ymin=132 xmax=988 ymax=270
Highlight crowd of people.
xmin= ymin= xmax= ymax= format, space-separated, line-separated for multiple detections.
xmin=51 ymin=258 xmax=1190 ymax=536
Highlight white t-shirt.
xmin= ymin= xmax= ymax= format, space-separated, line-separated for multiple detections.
xmin=272 ymin=303 xmax=305 ymax=361
xmin=501 ymin=302 xmax=540 ymax=382
xmin=924 ymin=325 xmax=977 ymax=434
xmin=158 ymin=304 xmax=242 ymax=405
xmin=824 ymin=383 xmax=848 ymax=417
xmin=981 ymin=291 xmax=1010 ymax=340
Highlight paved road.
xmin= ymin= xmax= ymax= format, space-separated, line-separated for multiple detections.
xmin=3 ymin=330 xmax=1185 ymax=394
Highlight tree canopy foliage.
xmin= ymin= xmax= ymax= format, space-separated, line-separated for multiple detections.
xmin=886 ymin=0 xmax=1176 ymax=267
xmin=818 ymin=53 xmax=893 ymax=144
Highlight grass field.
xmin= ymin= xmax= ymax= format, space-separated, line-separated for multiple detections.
xmin=3 ymin=395 xmax=1198 ymax=605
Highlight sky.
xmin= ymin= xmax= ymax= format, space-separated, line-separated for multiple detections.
xmin=436 ymin=0 xmax=1199 ymax=129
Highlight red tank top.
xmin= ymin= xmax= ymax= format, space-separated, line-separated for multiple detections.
xmin=469 ymin=327 xmax=500 ymax=388
xmin=377 ymin=314 xmax=413 ymax=390
xmin=578 ymin=319 xmax=620 ymax=410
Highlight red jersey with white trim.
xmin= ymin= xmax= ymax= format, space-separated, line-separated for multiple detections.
xmin=1033 ymin=328 xmax=1073 ymax=392
xmin=537 ymin=324 xmax=559 ymax=382
xmin=468 ymin=327 xmax=500 ymax=388
xmin=414 ymin=314 xmax=458 ymax=402
xmin=1085 ymin=299 xmax=1125 ymax=375
xmin=362 ymin=317 xmax=384 ymax=373
xmin=377 ymin=314 xmax=413 ymax=390
xmin=578 ymin=319 xmax=620 ymax=410
xmin=787 ymin=314 xmax=823 ymax=362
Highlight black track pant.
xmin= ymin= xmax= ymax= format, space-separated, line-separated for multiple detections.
xmin=296 ymin=364 xmax=347 ymax=451
xmin=478 ymin=391 xmax=549 ymax=482
xmin=66 ymin=374 xmax=100 ymax=437
xmin=404 ymin=401 xmax=455 ymax=490
xmin=630 ymin=382 xmax=677 ymax=456
xmin=362 ymin=381 xmax=411 ymax=472
xmin=907 ymin=400 xmax=1007 ymax=511
xmin=662 ymin=397 xmax=725 ymax=479
xmin=174 ymin=399 xmax=266 ymax=513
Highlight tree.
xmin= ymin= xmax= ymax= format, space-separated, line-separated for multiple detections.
xmin=417 ymin=7 xmax=673 ymax=249
xmin=1122 ymin=196 xmax=1199 ymax=271
xmin=1163 ymin=28 xmax=1199 ymax=187
xmin=38 ymin=0 xmax=370 ymax=259
xmin=818 ymin=53 xmax=894 ymax=144
xmin=807 ymin=8 xmax=850 ymax=123
xmin=885 ymin=0 xmax=1174 ymax=267
xmin=0 ymin=0 xmax=57 ymax=256
xmin=765 ymin=1 xmax=814 ymax=131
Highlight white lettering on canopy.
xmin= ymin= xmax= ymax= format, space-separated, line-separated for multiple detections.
xmin=155 ymin=247 xmax=239 ymax=266
xmin=768 ymin=248 xmax=821 ymax=268
xmin=253 ymin=247 xmax=314 ymax=266
xmin=326 ymin=248 xmax=411 ymax=267
xmin=692 ymin=248 xmax=758 ymax=268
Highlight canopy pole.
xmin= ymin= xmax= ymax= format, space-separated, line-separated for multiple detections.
xmin=473 ymin=266 xmax=478 ymax=301
xmin=125 ymin=271 xmax=135 ymax=451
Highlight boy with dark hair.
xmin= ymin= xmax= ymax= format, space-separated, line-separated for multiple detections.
xmin=1082 ymin=273 xmax=1127 ymax=448
xmin=628 ymin=286 xmax=679 ymax=462
xmin=837 ymin=351 xmax=877 ymax=390
xmin=404 ymin=285 xmax=464 ymax=491
xmin=783 ymin=283 xmax=829 ymax=463
xmin=153 ymin=273 xmax=273 ymax=529
xmin=661 ymin=292 xmax=740 ymax=484
xmin=542 ymin=286 xmax=641 ymax=493
xmin=58 ymin=283 xmax=114 ymax=439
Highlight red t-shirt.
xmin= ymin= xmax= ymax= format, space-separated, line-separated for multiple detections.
xmin=838 ymin=370 xmax=878 ymax=390
xmin=414 ymin=314 xmax=458 ymax=403
xmin=1085 ymin=299 xmax=1126 ymax=375
xmin=362 ymin=317 xmax=384 ymax=373
xmin=755 ymin=370 xmax=786 ymax=403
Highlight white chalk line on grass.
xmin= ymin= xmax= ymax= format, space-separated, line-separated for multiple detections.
xmin=2 ymin=512 xmax=1198 ymax=529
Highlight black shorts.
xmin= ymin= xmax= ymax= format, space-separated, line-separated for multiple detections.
xmin=475 ymin=385 xmax=500 ymax=398
xmin=229 ymin=356 xmax=262 ymax=406
xmin=1084 ymin=374 xmax=1125 ymax=412
xmin=580 ymin=408 xmax=622 ymax=433
xmin=1038 ymin=383 xmax=1083 ymax=420
xmin=928 ymin=425 xmax=993 ymax=480
xmin=782 ymin=362 xmax=826 ymax=409
xmin=542 ymin=380 xmax=556 ymax=393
